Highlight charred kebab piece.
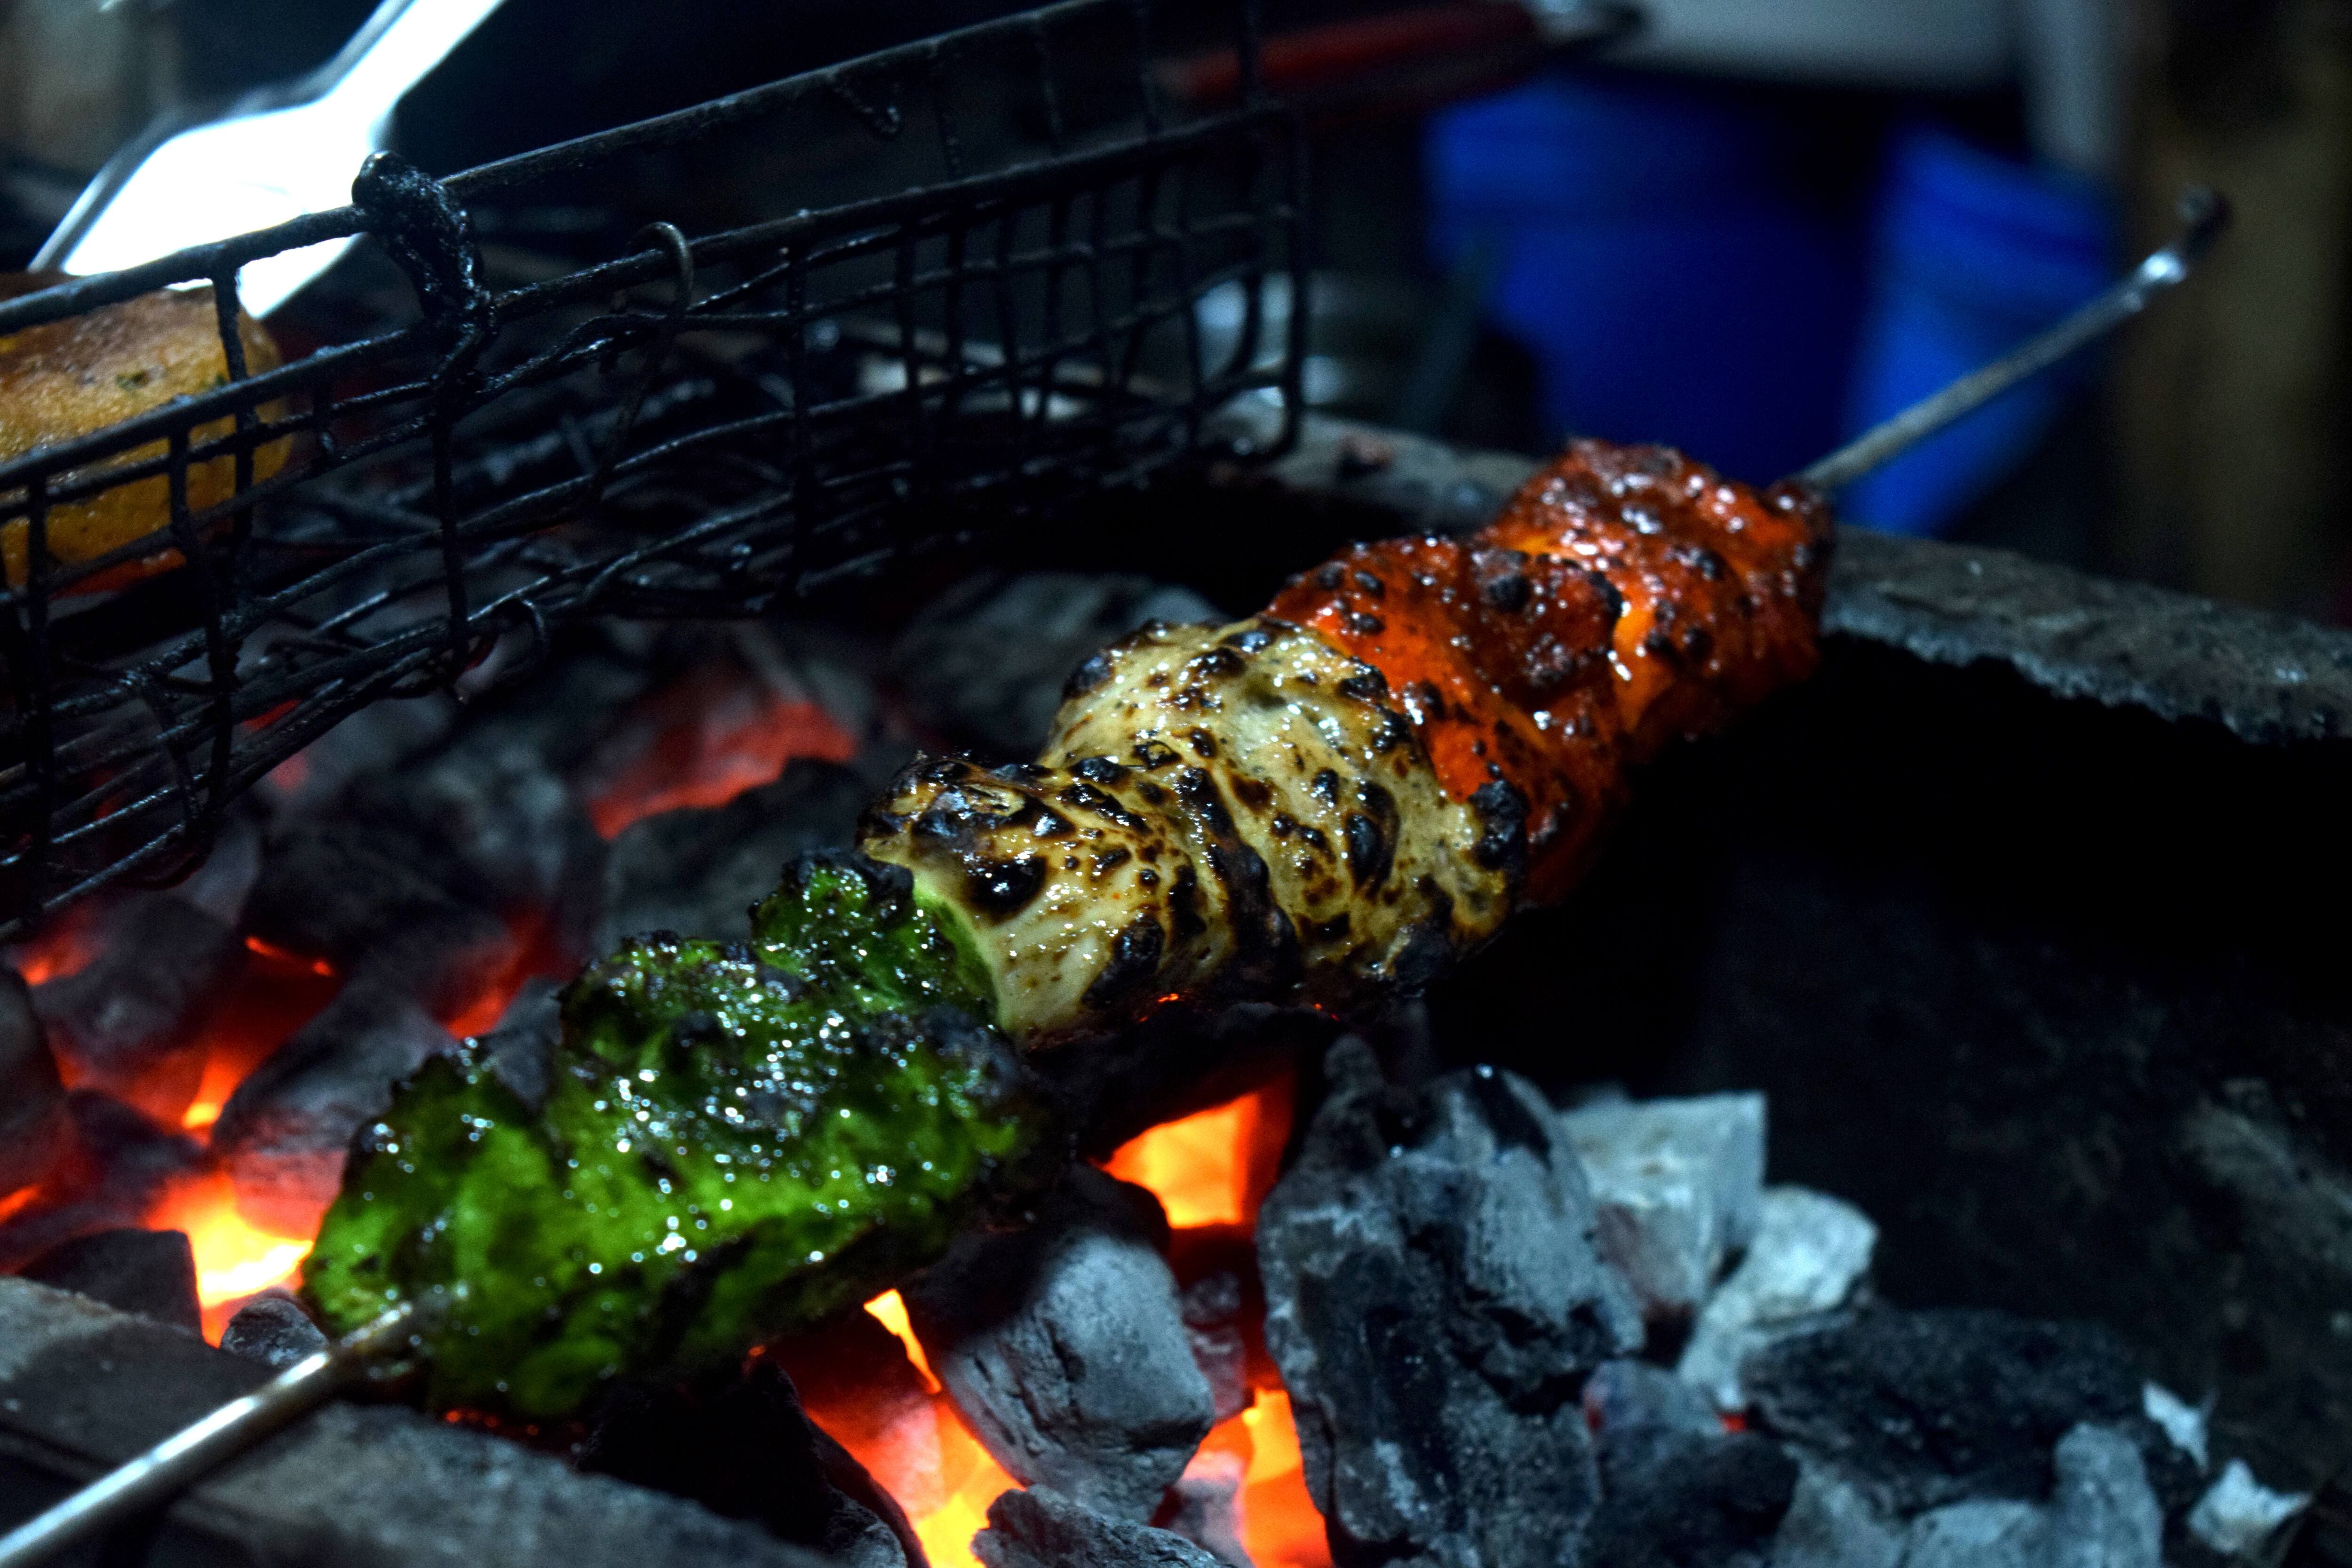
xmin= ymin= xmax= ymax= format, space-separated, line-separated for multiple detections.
xmin=302 ymin=439 xmax=1831 ymax=1419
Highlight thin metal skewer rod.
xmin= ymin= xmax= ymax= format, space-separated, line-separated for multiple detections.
xmin=0 ymin=1301 xmax=419 ymax=1568
xmin=1796 ymin=187 xmax=2230 ymax=494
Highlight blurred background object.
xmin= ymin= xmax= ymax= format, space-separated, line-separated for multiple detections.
xmin=2111 ymin=0 xmax=2352 ymax=621
xmin=1 ymin=0 xmax=2345 ymax=618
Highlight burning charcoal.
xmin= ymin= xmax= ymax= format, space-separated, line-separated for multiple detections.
xmin=0 ymin=1277 xmax=831 ymax=1568
xmin=578 ymin=1360 xmax=921 ymax=1568
xmin=1738 ymin=1308 xmax=2189 ymax=1519
xmin=1583 ymin=1359 xmax=1720 ymax=1438
xmin=1158 ymin=1451 xmax=1249 ymax=1568
xmin=1899 ymin=1500 xmax=2051 ymax=1568
xmin=596 ymin=760 xmax=869 ymax=948
xmin=222 ymin=1293 xmax=329 ymax=1368
xmin=0 ymin=1092 xmax=204 ymax=1271
xmin=1255 ymin=1045 xmax=1640 ymax=1568
xmin=1770 ymin=1460 xmax=1905 ymax=1568
xmin=32 ymin=893 xmax=245 ymax=1125
xmin=2049 ymin=1425 xmax=2162 ymax=1568
xmin=20 ymin=1226 xmax=202 ymax=1334
xmin=482 ymin=976 xmax=563 ymax=1110
xmin=1178 ymin=1273 xmax=1251 ymax=1423
xmin=975 ymin=1487 xmax=1226 ymax=1568
xmin=904 ymin=1167 xmax=1216 ymax=1521
xmin=0 ymin=968 xmax=69 ymax=1198
xmin=247 ymin=820 xmax=516 ymax=1017
xmin=2186 ymin=1460 xmax=2309 ymax=1558
xmin=211 ymin=974 xmax=453 ymax=1235
xmin=1581 ymin=1420 xmax=1798 ymax=1568
xmin=890 ymin=572 xmax=1222 ymax=758
xmin=1677 ymin=1185 xmax=1876 ymax=1412
xmin=262 ymin=687 xmax=463 ymax=816
xmin=1559 ymin=1091 xmax=1765 ymax=1334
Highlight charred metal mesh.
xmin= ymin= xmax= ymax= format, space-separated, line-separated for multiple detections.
xmin=0 ymin=0 xmax=1305 ymax=939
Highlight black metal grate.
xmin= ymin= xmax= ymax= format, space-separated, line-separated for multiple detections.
xmin=0 ymin=0 xmax=1305 ymax=940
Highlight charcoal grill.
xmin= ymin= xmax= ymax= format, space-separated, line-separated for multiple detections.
xmin=0 ymin=0 xmax=1308 ymax=940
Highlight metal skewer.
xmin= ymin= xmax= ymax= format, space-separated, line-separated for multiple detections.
xmin=1796 ymin=187 xmax=2230 ymax=494
xmin=0 ymin=186 xmax=2236 ymax=1568
xmin=0 ymin=1301 xmax=421 ymax=1568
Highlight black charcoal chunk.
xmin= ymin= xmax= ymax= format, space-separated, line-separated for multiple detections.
xmin=578 ymin=1361 xmax=920 ymax=1568
xmin=32 ymin=895 xmax=244 ymax=1122
xmin=1255 ymin=1044 xmax=1640 ymax=1568
xmin=906 ymin=1168 xmax=1216 ymax=1521
xmin=597 ymin=760 xmax=868 ymax=948
xmin=1558 ymin=1091 xmax=1764 ymax=1332
xmin=222 ymin=1294 xmax=328 ymax=1368
xmin=0 ymin=1277 xmax=829 ymax=1568
xmin=211 ymin=974 xmax=453 ymax=1235
xmin=0 ymin=1093 xmax=204 ymax=1271
xmin=1583 ymin=1359 xmax=1721 ymax=1439
xmin=1739 ymin=1308 xmax=2181 ymax=1519
xmin=21 ymin=1226 xmax=201 ymax=1334
xmin=0 ymin=968 xmax=68 ymax=1198
xmin=1677 ymin=1186 xmax=1875 ymax=1412
xmin=975 ymin=1487 xmax=1225 ymax=1568
xmin=1581 ymin=1422 xmax=1797 ymax=1568
xmin=2049 ymin=1424 xmax=2162 ymax=1568
xmin=892 ymin=573 xmax=1221 ymax=759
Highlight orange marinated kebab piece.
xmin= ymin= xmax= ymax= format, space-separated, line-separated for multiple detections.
xmin=1269 ymin=438 xmax=1832 ymax=902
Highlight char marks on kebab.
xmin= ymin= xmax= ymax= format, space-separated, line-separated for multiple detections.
xmin=302 ymin=439 xmax=1833 ymax=1419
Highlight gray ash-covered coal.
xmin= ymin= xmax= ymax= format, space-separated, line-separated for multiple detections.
xmin=19 ymin=1225 xmax=202 ymax=1334
xmin=596 ymin=760 xmax=868 ymax=948
xmin=904 ymin=1167 xmax=1216 ymax=1522
xmin=1254 ymin=1042 xmax=1641 ymax=1568
xmin=976 ymin=1487 xmax=1226 ymax=1568
xmin=221 ymin=1292 xmax=329 ymax=1368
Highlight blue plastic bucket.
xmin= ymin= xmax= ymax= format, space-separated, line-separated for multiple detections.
xmin=1839 ymin=127 xmax=2113 ymax=535
xmin=1425 ymin=72 xmax=1869 ymax=484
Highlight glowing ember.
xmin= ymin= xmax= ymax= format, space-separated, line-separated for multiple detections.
xmin=865 ymin=1289 xmax=943 ymax=1394
xmin=146 ymin=1168 xmax=313 ymax=1342
xmin=587 ymin=671 xmax=858 ymax=839
xmin=1101 ymin=1076 xmax=1294 ymax=1229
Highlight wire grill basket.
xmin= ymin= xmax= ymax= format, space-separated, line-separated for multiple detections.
xmin=0 ymin=0 xmax=1305 ymax=939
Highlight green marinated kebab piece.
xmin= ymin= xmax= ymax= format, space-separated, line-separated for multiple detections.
xmin=304 ymin=853 xmax=1056 ymax=1418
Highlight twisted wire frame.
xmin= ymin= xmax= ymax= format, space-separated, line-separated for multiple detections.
xmin=0 ymin=0 xmax=1307 ymax=939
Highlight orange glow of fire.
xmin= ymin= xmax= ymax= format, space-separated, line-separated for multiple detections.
xmin=1101 ymin=1075 xmax=1294 ymax=1230
xmin=145 ymin=1168 xmax=313 ymax=1341
xmin=865 ymin=1290 xmax=943 ymax=1394
xmin=587 ymin=684 xmax=857 ymax=840
xmin=834 ymin=1075 xmax=1329 ymax=1568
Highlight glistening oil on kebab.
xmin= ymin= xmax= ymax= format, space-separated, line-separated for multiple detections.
xmin=302 ymin=439 xmax=1831 ymax=1417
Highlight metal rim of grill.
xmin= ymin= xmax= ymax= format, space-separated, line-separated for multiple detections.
xmin=0 ymin=0 xmax=1309 ymax=942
